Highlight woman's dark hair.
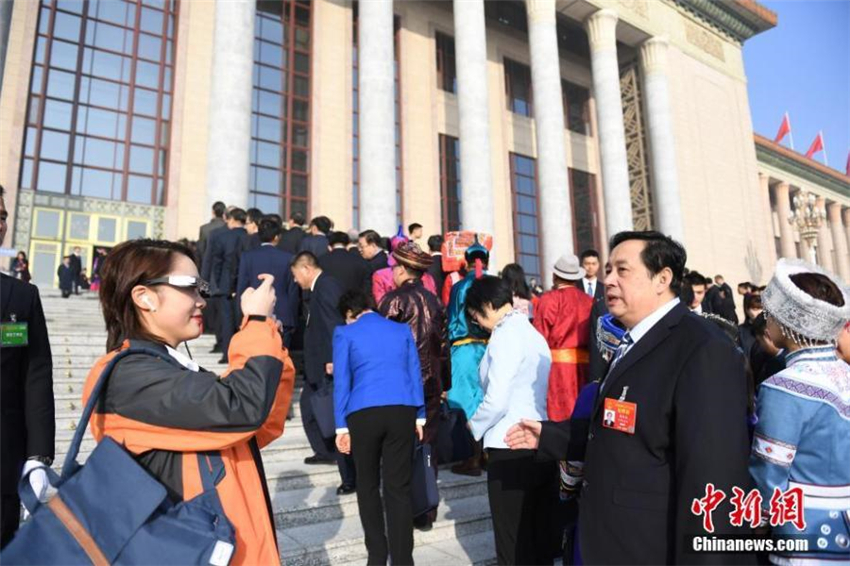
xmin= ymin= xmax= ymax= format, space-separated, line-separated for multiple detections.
xmin=743 ymin=293 xmax=763 ymax=313
xmin=99 ymin=239 xmax=195 ymax=351
xmin=337 ymin=289 xmax=375 ymax=319
xmin=789 ymin=272 xmax=845 ymax=307
xmin=609 ymin=231 xmax=687 ymax=294
xmin=17 ymin=250 xmax=27 ymax=260
xmin=501 ymin=263 xmax=531 ymax=300
xmin=465 ymin=275 xmax=514 ymax=318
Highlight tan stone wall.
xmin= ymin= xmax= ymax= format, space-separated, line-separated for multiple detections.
xmin=166 ymin=0 xmax=215 ymax=240
xmin=0 ymin=0 xmax=39 ymax=250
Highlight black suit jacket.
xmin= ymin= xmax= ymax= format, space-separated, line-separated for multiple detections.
xmin=1 ymin=275 xmax=55 ymax=495
xmin=236 ymin=245 xmax=299 ymax=333
xmin=197 ymin=217 xmax=225 ymax=269
xmin=538 ymin=303 xmax=752 ymax=565
xmin=318 ymin=248 xmax=370 ymax=294
xmin=298 ymin=234 xmax=329 ymax=258
xmin=303 ymin=273 xmax=343 ymax=387
xmin=206 ymin=227 xmax=248 ymax=296
xmin=277 ymin=226 xmax=305 ymax=254
xmin=426 ymin=253 xmax=446 ymax=294
xmin=68 ymin=254 xmax=82 ymax=277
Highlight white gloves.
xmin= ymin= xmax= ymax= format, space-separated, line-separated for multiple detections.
xmin=21 ymin=460 xmax=53 ymax=519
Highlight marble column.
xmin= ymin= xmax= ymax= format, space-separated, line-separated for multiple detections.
xmin=358 ymin=0 xmax=397 ymax=236
xmin=206 ymin=0 xmax=255 ymax=210
xmin=816 ymin=196 xmax=835 ymax=272
xmin=526 ymin=0 xmax=573 ymax=281
xmin=843 ymin=208 xmax=850 ymax=265
xmin=774 ymin=182 xmax=796 ymax=259
xmin=639 ymin=37 xmax=683 ymax=240
xmin=585 ymin=9 xmax=632 ymax=235
xmin=453 ymin=0 xmax=495 ymax=238
xmin=827 ymin=202 xmax=850 ymax=281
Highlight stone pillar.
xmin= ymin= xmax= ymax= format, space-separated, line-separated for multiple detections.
xmin=453 ymin=0 xmax=494 ymax=238
xmin=774 ymin=182 xmax=796 ymax=259
xmin=639 ymin=37 xmax=683 ymax=240
xmin=843 ymin=208 xmax=850 ymax=264
xmin=0 ymin=0 xmax=13 ymax=95
xmin=526 ymin=0 xmax=573 ymax=282
xmin=585 ymin=9 xmax=632 ymax=236
xmin=358 ymin=0 xmax=397 ymax=236
xmin=827 ymin=202 xmax=850 ymax=282
xmin=816 ymin=196 xmax=835 ymax=272
xmin=206 ymin=0 xmax=255 ymax=210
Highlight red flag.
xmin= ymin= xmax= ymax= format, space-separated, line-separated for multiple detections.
xmin=845 ymin=150 xmax=850 ymax=177
xmin=805 ymin=132 xmax=824 ymax=159
xmin=774 ymin=113 xmax=791 ymax=144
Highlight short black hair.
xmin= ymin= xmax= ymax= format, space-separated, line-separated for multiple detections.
xmin=738 ymin=281 xmax=753 ymax=290
xmin=229 ymin=208 xmax=247 ymax=224
xmin=337 ymin=289 xmax=375 ymax=319
xmin=264 ymin=213 xmax=282 ymax=225
xmin=328 ymin=231 xmax=350 ymax=247
xmin=580 ymin=249 xmax=600 ymax=261
xmin=465 ymin=275 xmax=514 ymax=318
xmin=427 ymin=234 xmax=443 ymax=253
xmin=743 ymin=293 xmax=763 ymax=312
xmin=290 ymin=212 xmax=305 ymax=226
xmin=292 ymin=251 xmax=319 ymax=268
xmin=358 ymin=229 xmax=382 ymax=246
xmin=684 ymin=270 xmax=706 ymax=288
xmin=258 ymin=217 xmax=280 ymax=243
xmin=703 ymin=277 xmax=713 ymax=286
xmin=751 ymin=312 xmax=768 ymax=338
xmin=609 ymin=231 xmax=686 ymax=294
xmin=408 ymin=223 xmax=422 ymax=233
xmin=212 ymin=201 xmax=226 ymax=218
xmin=246 ymin=207 xmax=264 ymax=225
xmin=310 ymin=216 xmax=332 ymax=235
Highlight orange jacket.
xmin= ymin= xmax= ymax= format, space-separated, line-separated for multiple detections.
xmin=82 ymin=318 xmax=295 ymax=566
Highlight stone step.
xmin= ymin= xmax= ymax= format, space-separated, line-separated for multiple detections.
xmin=272 ymin=471 xmax=487 ymax=529
xmin=278 ymin=494 xmax=493 ymax=566
xmin=335 ymin=530 xmax=497 ymax=566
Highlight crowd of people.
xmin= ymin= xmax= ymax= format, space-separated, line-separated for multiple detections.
xmin=0 ymin=183 xmax=848 ymax=566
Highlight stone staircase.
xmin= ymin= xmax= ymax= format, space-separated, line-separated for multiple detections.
xmin=39 ymin=290 xmax=496 ymax=565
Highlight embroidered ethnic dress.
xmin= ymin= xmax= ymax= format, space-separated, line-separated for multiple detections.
xmin=750 ymin=346 xmax=850 ymax=565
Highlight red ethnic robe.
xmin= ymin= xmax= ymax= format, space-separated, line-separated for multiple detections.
xmin=533 ymin=285 xmax=593 ymax=420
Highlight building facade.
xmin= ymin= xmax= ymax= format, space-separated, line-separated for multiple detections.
xmin=3 ymin=0 xmax=843 ymax=292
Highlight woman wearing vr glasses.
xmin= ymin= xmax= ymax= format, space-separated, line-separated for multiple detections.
xmin=80 ymin=239 xmax=295 ymax=565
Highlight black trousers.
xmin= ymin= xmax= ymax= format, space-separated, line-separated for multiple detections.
xmin=0 ymin=494 xmax=20 ymax=549
xmin=300 ymin=386 xmax=356 ymax=485
xmin=487 ymin=448 xmax=559 ymax=565
xmin=348 ymin=405 xmax=416 ymax=566
xmin=219 ymin=296 xmax=236 ymax=359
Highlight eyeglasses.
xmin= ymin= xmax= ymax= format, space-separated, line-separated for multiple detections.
xmin=143 ymin=275 xmax=210 ymax=298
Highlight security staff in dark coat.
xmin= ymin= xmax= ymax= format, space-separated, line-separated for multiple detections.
xmin=278 ymin=212 xmax=306 ymax=254
xmin=298 ymin=216 xmax=332 ymax=258
xmin=426 ymin=235 xmax=446 ymax=294
xmin=506 ymin=232 xmax=752 ymax=565
xmin=0 ymin=185 xmax=55 ymax=547
xmin=197 ymin=201 xmax=226 ymax=272
xmin=206 ymin=208 xmax=249 ymax=363
xmin=319 ymin=232 xmax=370 ymax=294
xmin=291 ymin=252 xmax=356 ymax=493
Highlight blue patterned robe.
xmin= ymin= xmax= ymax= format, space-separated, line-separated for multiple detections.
xmin=445 ymin=272 xmax=488 ymax=419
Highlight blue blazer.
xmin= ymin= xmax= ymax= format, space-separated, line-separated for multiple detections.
xmin=236 ymin=244 xmax=299 ymax=333
xmin=332 ymin=312 xmax=425 ymax=432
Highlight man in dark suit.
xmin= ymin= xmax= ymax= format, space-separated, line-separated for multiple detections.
xmin=357 ymin=229 xmax=388 ymax=295
xmin=197 ymin=201 xmax=226 ymax=271
xmin=319 ymin=232 xmax=370 ymax=294
xmin=278 ymin=211 xmax=306 ymax=254
xmin=206 ymin=208 xmax=249 ymax=363
xmin=291 ymin=252 xmax=356 ymax=493
xmin=0 ymin=185 xmax=55 ymax=547
xmin=426 ymin=234 xmax=446 ymax=293
xmin=298 ymin=216 xmax=332 ymax=258
xmin=69 ymin=246 xmax=83 ymax=294
xmin=506 ymin=231 xmax=752 ymax=565
xmin=239 ymin=207 xmax=264 ymax=254
xmin=237 ymin=218 xmax=299 ymax=348
xmin=579 ymin=249 xmax=607 ymax=306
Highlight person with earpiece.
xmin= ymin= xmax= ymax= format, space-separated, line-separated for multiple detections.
xmin=79 ymin=238 xmax=296 ymax=566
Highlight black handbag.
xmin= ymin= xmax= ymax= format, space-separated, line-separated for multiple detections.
xmin=435 ymin=403 xmax=474 ymax=464
xmin=411 ymin=442 xmax=439 ymax=518
xmin=309 ymin=380 xmax=336 ymax=439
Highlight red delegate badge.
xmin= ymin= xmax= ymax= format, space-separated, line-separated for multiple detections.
xmin=602 ymin=397 xmax=637 ymax=434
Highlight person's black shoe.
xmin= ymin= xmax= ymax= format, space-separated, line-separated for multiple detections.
xmin=304 ymin=455 xmax=335 ymax=465
xmin=217 ymin=356 xmax=228 ymax=364
xmin=336 ymin=484 xmax=356 ymax=496
xmin=209 ymin=345 xmax=222 ymax=354
xmin=413 ymin=515 xmax=433 ymax=531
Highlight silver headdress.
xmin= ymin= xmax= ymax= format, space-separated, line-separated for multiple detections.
xmin=762 ymin=258 xmax=850 ymax=346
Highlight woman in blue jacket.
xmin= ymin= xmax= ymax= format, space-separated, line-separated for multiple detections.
xmin=333 ymin=290 xmax=425 ymax=566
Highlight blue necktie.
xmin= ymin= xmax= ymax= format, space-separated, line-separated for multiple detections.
xmin=586 ymin=282 xmax=593 ymax=296
xmin=609 ymin=332 xmax=633 ymax=371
